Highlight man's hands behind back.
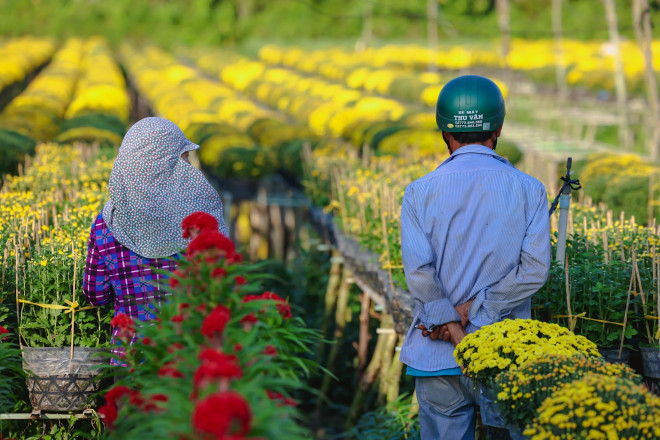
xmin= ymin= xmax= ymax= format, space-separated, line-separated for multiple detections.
xmin=416 ymin=299 xmax=473 ymax=347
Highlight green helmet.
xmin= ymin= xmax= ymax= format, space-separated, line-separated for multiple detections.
xmin=435 ymin=75 xmax=505 ymax=132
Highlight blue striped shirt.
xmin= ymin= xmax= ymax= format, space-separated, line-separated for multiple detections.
xmin=398 ymin=144 xmax=551 ymax=372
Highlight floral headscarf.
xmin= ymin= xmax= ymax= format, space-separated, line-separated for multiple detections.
xmin=102 ymin=117 xmax=229 ymax=258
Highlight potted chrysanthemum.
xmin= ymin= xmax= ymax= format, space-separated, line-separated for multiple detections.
xmin=492 ymin=354 xmax=640 ymax=439
xmin=524 ymin=374 xmax=660 ymax=439
xmin=453 ymin=319 xmax=600 ymax=429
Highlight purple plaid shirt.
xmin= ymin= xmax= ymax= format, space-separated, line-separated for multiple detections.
xmin=83 ymin=212 xmax=179 ymax=365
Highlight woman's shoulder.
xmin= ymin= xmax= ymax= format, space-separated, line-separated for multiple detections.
xmin=89 ymin=211 xmax=112 ymax=237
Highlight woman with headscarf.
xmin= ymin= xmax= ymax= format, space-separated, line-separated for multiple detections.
xmin=82 ymin=117 xmax=229 ymax=365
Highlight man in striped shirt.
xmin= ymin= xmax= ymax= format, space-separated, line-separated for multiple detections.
xmin=399 ymin=75 xmax=551 ymax=440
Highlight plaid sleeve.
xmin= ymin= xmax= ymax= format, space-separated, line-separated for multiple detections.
xmin=83 ymin=224 xmax=114 ymax=306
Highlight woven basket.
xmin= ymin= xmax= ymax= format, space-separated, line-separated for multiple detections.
xmin=22 ymin=347 xmax=108 ymax=412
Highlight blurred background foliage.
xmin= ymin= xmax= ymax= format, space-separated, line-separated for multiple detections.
xmin=2 ymin=0 xmax=660 ymax=48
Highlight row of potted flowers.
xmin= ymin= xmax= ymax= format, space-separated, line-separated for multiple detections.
xmin=191 ymin=48 xmax=454 ymax=157
xmin=262 ymin=39 xmax=660 ymax=94
xmin=120 ymin=44 xmax=319 ymax=179
xmin=55 ymin=36 xmax=131 ymax=146
xmin=257 ymin=44 xmax=508 ymax=108
xmin=0 ymin=36 xmax=131 ymax=176
xmin=0 ymin=36 xmax=55 ymax=93
xmin=0 ymin=38 xmax=82 ymax=175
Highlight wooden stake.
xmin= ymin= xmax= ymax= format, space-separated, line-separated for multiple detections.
xmin=357 ymin=292 xmax=371 ymax=372
xmin=565 ymin=257 xmax=574 ymax=331
xmin=316 ymin=249 xmax=342 ymax=364
xmin=14 ymin=239 xmax=22 ymax=350
xmin=315 ymin=267 xmax=353 ymax=426
xmin=618 ymin=263 xmax=636 ymax=358
xmin=70 ymin=241 xmax=77 ymax=359
xmin=633 ymin=250 xmax=653 ymax=344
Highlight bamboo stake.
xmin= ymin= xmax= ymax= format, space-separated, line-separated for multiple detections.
xmin=333 ymin=168 xmax=349 ymax=234
xmin=70 ymin=241 xmax=77 ymax=359
xmin=315 ymin=267 xmax=353 ymax=425
xmin=633 ymin=250 xmax=653 ymax=344
xmin=1 ymin=241 xmax=9 ymax=290
xmin=381 ymin=335 xmax=404 ymax=404
xmin=345 ymin=314 xmax=394 ymax=430
xmin=357 ymin=292 xmax=371 ymax=372
xmin=618 ymin=264 xmax=636 ymax=358
xmin=14 ymin=238 xmax=22 ymax=350
xmin=316 ymin=249 xmax=343 ymax=364
xmin=565 ymin=257 xmax=574 ymax=331
xmin=657 ymin=251 xmax=660 ymax=344
xmin=653 ymin=243 xmax=657 ymax=282
xmin=381 ymin=207 xmax=396 ymax=296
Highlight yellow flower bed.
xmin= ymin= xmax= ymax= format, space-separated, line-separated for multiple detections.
xmin=0 ymin=143 xmax=111 ymax=256
xmin=56 ymin=36 xmax=130 ymax=145
xmin=453 ymin=319 xmax=599 ymax=388
xmin=0 ymin=142 xmax=113 ymax=347
xmin=0 ymin=36 xmax=55 ymax=92
xmin=123 ymin=45 xmax=314 ymax=178
xmin=0 ymin=38 xmax=83 ymax=141
xmin=258 ymin=45 xmax=509 ymax=108
xmin=261 ymin=39 xmax=660 ymax=95
xmin=524 ymin=374 xmax=660 ymax=439
xmin=195 ymin=50 xmax=410 ymax=141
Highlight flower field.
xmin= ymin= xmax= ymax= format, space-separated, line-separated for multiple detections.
xmin=1 ymin=33 xmax=660 ymax=439
xmin=0 ymin=37 xmax=129 ymax=176
xmin=0 ymin=36 xmax=54 ymax=93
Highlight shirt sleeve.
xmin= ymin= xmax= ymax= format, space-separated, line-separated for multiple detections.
xmin=83 ymin=226 xmax=114 ymax=306
xmin=401 ymin=185 xmax=462 ymax=328
xmin=468 ymin=185 xmax=551 ymax=327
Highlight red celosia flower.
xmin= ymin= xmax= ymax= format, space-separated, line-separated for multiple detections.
xmin=169 ymin=269 xmax=187 ymax=289
xmin=264 ymin=345 xmax=277 ymax=356
xmin=111 ymin=313 xmax=134 ymax=333
xmin=266 ymin=390 xmax=284 ymax=400
xmin=172 ymin=314 xmax=184 ymax=323
xmin=192 ymin=391 xmax=251 ymax=437
xmin=186 ymin=230 xmax=236 ymax=261
xmin=179 ymin=303 xmax=190 ymax=311
xmin=194 ymin=349 xmax=242 ymax=388
xmin=142 ymin=393 xmax=169 ymax=413
xmin=158 ymin=362 xmax=184 ymax=378
xmin=201 ymin=305 xmax=231 ymax=338
xmin=211 ymin=267 xmax=227 ymax=279
xmin=182 ymin=212 xmax=220 ymax=239
xmin=142 ymin=337 xmax=154 ymax=346
xmin=234 ymin=275 xmax=246 ymax=286
xmin=0 ymin=326 xmax=9 ymax=342
xmin=265 ymin=390 xmax=297 ymax=407
xmin=242 ymin=292 xmax=292 ymax=319
xmin=105 ymin=385 xmax=132 ymax=403
xmin=98 ymin=402 xmax=118 ymax=428
xmin=129 ymin=392 xmax=145 ymax=408
xmin=240 ymin=313 xmax=258 ymax=325
xmin=234 ymin=343 xmax=243 ymax=352
xmin=196 ymin=304 xmax=208 ymax=314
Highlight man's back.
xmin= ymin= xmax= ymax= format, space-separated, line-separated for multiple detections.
xmin=399 ymin=144 xmax=551 ymax=372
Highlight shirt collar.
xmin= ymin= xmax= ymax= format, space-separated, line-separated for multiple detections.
xmin=438 ymin=144 xmax=511 ymax=167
